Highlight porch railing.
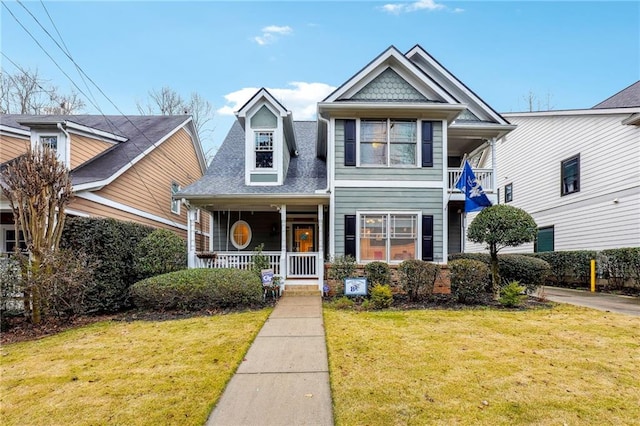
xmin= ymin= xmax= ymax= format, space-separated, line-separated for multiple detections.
xmin=447 ymin=168 xmax=494 ymax=192
xmin=286 ymin=253 xmax=320 ymax=278
xmin=195 ymin=251 xmax=281 ymax=275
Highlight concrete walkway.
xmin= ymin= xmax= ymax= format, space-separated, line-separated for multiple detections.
xmin=535 ymin=286 xmax=640 ymax=316
xmin=206 ymin=295 xmax=334 ymax=426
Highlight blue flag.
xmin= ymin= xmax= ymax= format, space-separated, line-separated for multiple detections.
xmin=455 ymin=160 xmax=492 ymax=213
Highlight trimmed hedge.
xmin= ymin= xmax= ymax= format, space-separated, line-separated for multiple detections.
xmin=600 ymin=248 xmax=640 ymax=289
xmin=364 ymin=261 xmax=391 ymax=287
xmin=130 ymin=268 xmax=263 ymax=311
xmin=527 ymin=251 xmax=597 ymax=286
xmin=134 ymin=228 xmax=187 ymax=279
xmin=448 ymin=253 xmax=550 ymax=292
xmin=60 ymin=217 xmax=154 ymax=313
xmin=449 ymin=259 xmax=490 ymax=304
xmin=398 ymin=259 xmax=439 ymax=301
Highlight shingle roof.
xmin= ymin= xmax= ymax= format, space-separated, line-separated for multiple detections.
xmin=180 ymin=120 xmax=326 ymax=196
xmin=1 ymin=114 xmax=192 ymax=186
xmin=593 ymin=81 xmax=640 ymax=109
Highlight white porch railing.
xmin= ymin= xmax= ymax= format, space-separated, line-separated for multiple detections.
xmin=448 ymin=168 xmax=494 ymax=192
xmin=195 ymin=251 xmax=282 ymax=275
xmin=286 ymin=252 xmax=320 ymax=278
xmin=195 ymin=251 xmax=321 ymax=278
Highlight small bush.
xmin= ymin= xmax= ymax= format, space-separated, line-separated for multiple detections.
xmin=328 ymin=296 xmax=354 ymax=310
xmin=251 ymin=243 xmax=271 ymax=279
xmin=369 ymin=284 xmax=393 ymax=309
xmin=364 ymin=262 xmax=391 ymax=287
xmin=499 ymin=281 xmax=527 ymax=308
xmin=601 ymin=248 xmax=640 ymax=289
xmin=134 ymin=229 xmax=187 ymax=279
xmin=328 ymin=255 xmax=357 ymax=281
xmin=450 ymin=259 xmax=490 ymax=304
xmin=130 ymin=268 xmax=263 ymax=311
xmin=398 ymin=259 xmax=439 ymax=301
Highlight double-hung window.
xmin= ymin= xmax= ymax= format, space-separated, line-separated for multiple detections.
xmin=171 ymin=182 xmax=181 ymax=214
xmin=40 ymin=135 xmax=58 ymax=151
xmin=255 ymin=131 xmax=274 ymax=169
xmin=360 ymin=119 xmax=417 ymax=166
xmin=359 ymin=213 xmax=418 ymax=262
xmin=504 ymin=183 xmax=513 ymax=203
xmin=561 ymin=154 xmax=580 ymax=195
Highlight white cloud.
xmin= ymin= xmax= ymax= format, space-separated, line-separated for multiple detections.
xmin=453 ymin=7 xmax=465 ymax=13
xmin=217 ymin=82 xmax=337 ymax=120
xmin=253 ymin=25 xmax=293 ymax=45
xmin=381 ymin=0 xmax=447 ymax=14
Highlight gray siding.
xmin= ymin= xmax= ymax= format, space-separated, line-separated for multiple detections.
xmin=250 ymin=173 xmax=278 ymax=183
xmin=210 ymin=211 xmax=282 ymax=252
xmin=334 ymin=119 xmax=443 ymax=181
xmin=333 ymin=187 xmax=443 ymax=261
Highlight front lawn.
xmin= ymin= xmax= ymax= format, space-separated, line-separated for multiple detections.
xmin=0 ymin=309 xmax=271 ymax=426
xmin=324 ymin=305 xmax=640 ymax=425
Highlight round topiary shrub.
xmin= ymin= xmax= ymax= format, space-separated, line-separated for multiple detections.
xmin=130 ymin=268 xmax=263 ymax=311
xmin=134 ymin=228 xmax=187 ymax=279
xmin=450 ymin=259 xmax=490 ymax=304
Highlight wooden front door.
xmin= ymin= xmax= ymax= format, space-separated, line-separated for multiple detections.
xmin=293 ymin=225 xmax=314 ymax=252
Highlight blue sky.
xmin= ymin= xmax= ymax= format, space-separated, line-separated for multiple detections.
xmin=2 ymin=1 xmax=639 ymax=154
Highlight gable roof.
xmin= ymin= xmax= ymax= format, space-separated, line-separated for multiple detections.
xmin=0 ymin=114 xmax=205 ymax=189
xmin=179 ymin=120 xmax=326 ymax=199
xmin=593 ymin=81 xmax=640 ymax=109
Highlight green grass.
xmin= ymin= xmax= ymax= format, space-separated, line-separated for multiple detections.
xmin=324 ymin=305 xmax=640 ymax=425
xmin=0 ymin=309 xmax=271 ymax=426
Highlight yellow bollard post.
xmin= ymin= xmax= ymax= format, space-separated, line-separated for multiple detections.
xmin=590 ymin=259 xmax=596 ymax=292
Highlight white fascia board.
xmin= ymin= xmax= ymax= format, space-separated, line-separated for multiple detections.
xmin=503 ymin=107 xmax=640 ymax=118
xmin=0 ymin=125 xmax=30 ymax=138
xmin=335 ymin=180 xmax=444 ymax=189
xmin=317 ymin=102 xmax=466 ymax=122
xmin=181 ymin=118 xmax=207 ymax=174
xmin=182 ymin=193 xmax=330 ymax=201
xmin=65 ymin=121 xmax=127 ymax=142
xmin=449 ymin=122 xmax=517 ymax=139
xmin=324 ymin=47 xmax=457 ymax=104
xmin=72 ymin=117 xmax=194 ymax=191
xmin=236 ymin=89 xmax=289 ymax=118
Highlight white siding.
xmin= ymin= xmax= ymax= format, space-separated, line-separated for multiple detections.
xmin=467 ymin=111 xmax=640 ymax=253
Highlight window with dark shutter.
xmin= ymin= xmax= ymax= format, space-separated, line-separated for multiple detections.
xmin=344 ymin=120 xmax=356 ymax=166
xmin=422 ymin=215 xmax=434 ymax=261
xmin=345 ymin=215 xmax=356 ymax=257
xmin=421 ymin=121 xmax=433 ymax=167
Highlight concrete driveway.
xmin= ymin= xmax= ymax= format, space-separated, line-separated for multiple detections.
xmin=535 ymin=286 xmax=640 ymax=316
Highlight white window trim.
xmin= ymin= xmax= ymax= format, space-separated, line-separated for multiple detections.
xmin=171 ymin=182 xmax=181 ymax=215
xmin=355 ymin=210 xmax=422 ymax=264
xmin=254 ymin=130 xmax=275 ymax=170
xmin=230 ymin=220 xmax=252 ymax=250
xmin=356 ymin=118 xmax=422 ymax=168
xmin=31 ymin=130 xmax=69 ymax=167
xmin=194 ymin=208 xmax=201 ymax=223
xmin=1 ymin=225 xmax=26 ymax=254
xmin=244 ymin=101 xmax=283 ymax=186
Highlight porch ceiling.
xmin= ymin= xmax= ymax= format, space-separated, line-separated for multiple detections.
xmin=188 ymin=194 xmax=329 ymax=212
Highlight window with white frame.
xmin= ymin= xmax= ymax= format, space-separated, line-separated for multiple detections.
xmin=360 ymin=119 xmax=417 ymax=166
xmin=40 ymin=135 xmax=58 ymax=151
xmin=171 ymin=182 xmax=181 ymax=214
xmin=230 ymin=220 xmax=252 ymax=249
xmin=359 ymin=213 xmax=418 ymax=262
xmin=3 ymin=228 xmax=27 ymax=253
xmin=255 ymin=131 xmax=274 ymax=168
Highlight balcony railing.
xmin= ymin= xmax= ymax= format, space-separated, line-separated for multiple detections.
xmin=286 ymin=253 xmax=320 ymax=278
xmin=447 ymin=168 xmax=494 ymax=192
xmin=195 ymin=251 xmax=282 ymax=275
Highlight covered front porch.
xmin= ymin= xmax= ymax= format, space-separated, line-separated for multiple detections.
xmin=186 ymin=197 xmax=329 ymax=290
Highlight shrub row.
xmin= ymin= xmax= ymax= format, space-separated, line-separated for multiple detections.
xmin=448 ymin=253 xmax=550 ymax=293
xmin=130 ymin=268 xmax=263 ymax=311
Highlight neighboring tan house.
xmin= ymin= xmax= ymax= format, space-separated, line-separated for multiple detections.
xmin=179 ymin=45 xmax=515 ymax=290
xmin=466 ymin=81 xmax=640 ymax=253
xmin=0 ymin=114 xmax=210 ymax=253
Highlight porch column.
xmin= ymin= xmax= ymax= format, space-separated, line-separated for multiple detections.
xmin=187 ymin=208 xmax=197 ymax=268
xmin=318 ymin=204 xmax=324 ymax=291
xmin=280 ymin=204 xmax=287 ymax=277
xmin=490 ymin=137 xmax=498 ymax=194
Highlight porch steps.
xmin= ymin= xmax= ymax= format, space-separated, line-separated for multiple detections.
xmin=283 ymin=284 xmax=321 ymax=297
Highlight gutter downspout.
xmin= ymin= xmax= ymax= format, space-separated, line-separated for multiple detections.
xmin=57 ymin=122 xmax=71 ymax=167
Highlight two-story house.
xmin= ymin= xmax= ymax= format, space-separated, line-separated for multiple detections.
xmin=472 ymin=81 xmax=640 ymax=253
xmin=179 ymin=45 xmax=515 ymax=291
xmin=0 ymin=114 xmax=210 ymax=253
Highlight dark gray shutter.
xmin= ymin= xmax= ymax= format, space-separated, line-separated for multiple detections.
xmin=344 ymin=119 xmax=356 ymax=166
xmin=422 ymin=215 xmax=434 ymax=261
xmin=345 ymin=215 xmax=356 ymax=257
xmin=422 ymin=121 xmax=433 ymax=167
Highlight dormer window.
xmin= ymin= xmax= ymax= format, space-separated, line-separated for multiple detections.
xmin=255 ymin=131 xmax=274 ymax=168
xmin=40 ymin=135 xmax=58 ymax=151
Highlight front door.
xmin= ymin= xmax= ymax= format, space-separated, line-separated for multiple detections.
xmin=292 ymin=225 xmax=314 ymax=252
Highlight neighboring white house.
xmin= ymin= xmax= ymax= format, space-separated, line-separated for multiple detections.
xmin=466 ymin=81 xmax=640 ymax=253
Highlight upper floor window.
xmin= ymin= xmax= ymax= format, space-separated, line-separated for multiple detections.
xmin=504 ymin=183 xmax=513 ymax=203
xmin=255 ymin=131 xmax=274 ymax=168
xmin=561 ymin=154 xmax=580 ymax=196
xmin=360 ymin=119 xmax=417 ymax=166
xmin=171 ymin=182 xmax=181 ymax=214
xmin=40 ymin=135 xmax=58 ymax=151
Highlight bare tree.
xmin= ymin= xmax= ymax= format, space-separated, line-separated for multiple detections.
xmin=0 ymin=67 xmax=85 ymax=114
xmin=1 ymin=145 xmax=73 ymax=324
xmin=522 ymin=90 xmax=555 ymax=112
